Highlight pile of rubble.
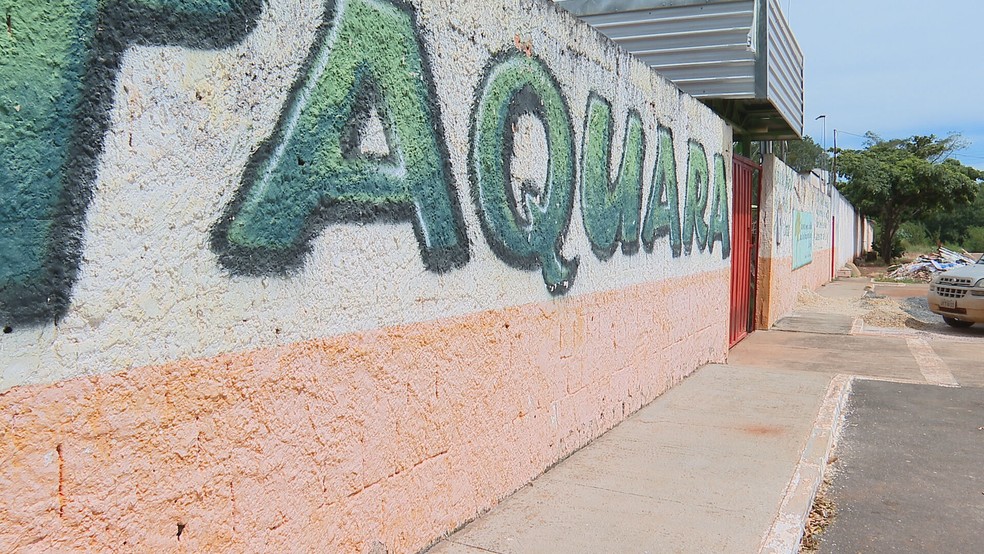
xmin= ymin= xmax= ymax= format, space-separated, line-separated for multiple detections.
xmin=885 ymin=247 xmax=977 ymax=282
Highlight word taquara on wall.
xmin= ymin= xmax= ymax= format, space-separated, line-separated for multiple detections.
xmin=0 ymin=0 xmax=730 ymax=328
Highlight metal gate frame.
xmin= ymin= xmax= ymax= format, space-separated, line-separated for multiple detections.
xmin=729 ymin=155 xmax=762 ymax=348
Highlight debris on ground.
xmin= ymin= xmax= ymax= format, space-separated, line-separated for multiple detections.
xmin=884 ymin=247 xmax=976 ymax=282
xmin=857 ymin=295 xmax=914 ymax=328
xmin=800 ymin=466 xmax=838 ymax=553
xmin=796 ymin=288 xmax=865 ymax=317
xmin=794 ymin=286 xmax=935 ymax=330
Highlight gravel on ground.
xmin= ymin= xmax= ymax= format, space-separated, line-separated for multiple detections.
xmin=794 ymin=286 xmax=938 ymax=330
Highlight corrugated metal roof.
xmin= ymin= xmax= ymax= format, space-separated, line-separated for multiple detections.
xmin=557 ymin=0 xmax=749 ymax=14
xmin=572 ymin=1 xmax=758 ymax=95
xmin=765 ymin=0 xmax=804 ymax=137
xmin=555 ymin=0 xmax=804 ymax=140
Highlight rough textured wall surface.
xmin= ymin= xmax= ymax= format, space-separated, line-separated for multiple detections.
xmin=1 ymin=0 xmax=731 ymax=551
xmin=756 ymin=155 xmax=866 ymax=328
xmin=831 ymin=186 xmax=872 ymax=269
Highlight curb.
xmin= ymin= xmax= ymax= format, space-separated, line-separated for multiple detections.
xmin=758 ymin=374 xmax=853 ymax=554
xmin=849 ymin=317 xmax=864 ymax=335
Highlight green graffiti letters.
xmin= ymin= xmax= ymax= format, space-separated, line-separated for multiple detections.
xmin=212 ymin=0 xmax=468 ymax=274
xmin=0 ymin=0 xmax=261 ymax=327
xmin=641 ymin=126 xmax=682 ymax=257
xmin=682 ymin=140 xmax=711 ymax=255
xmin=470 ymin=53 xmax=578 ymax=295
xmin=580 ymin=94 xmax=645 ymax=259
xmin=707 ymin=154 xmax=731 ymax=258
xmin=2 ymin=0 xmax=733 ymax=325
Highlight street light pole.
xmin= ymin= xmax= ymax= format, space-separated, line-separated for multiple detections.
xmin=815 ymin=114 xmax=827 ymax=167
xmin=815 ymin=114 xmax=827 ymax=192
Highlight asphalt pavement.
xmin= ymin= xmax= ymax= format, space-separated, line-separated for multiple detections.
xmin=818 ymin=380 xmax=984 ymax=553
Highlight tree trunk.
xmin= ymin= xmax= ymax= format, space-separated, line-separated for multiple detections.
xmin=880 ymin=231 xmax=893 ymax=264
xmin=879 ymin=219 xmax=900 ymax=264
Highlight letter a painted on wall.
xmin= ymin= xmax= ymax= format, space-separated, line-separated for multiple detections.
xmin=0 ymin=0 xmax=261 ymax=328
xmin=707 ymin=154 xmax=731 ymax=258
xmin=580 ymin=94 xmax=645 ymax=259
xmin=641 ymin=126 xmax=682 ymax=257
xmin=213 ymin=0 xmax=469 ymax=275
xmin=682 ymin=141 xmax=710 ymax=255
xmin=470 ymin=53 xmax=578 ymax=294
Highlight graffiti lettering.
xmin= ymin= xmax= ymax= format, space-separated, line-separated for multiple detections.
xmin=212 ymin=0 xmax=469 ymax=275
xmin=682 ymin=141 xmax=710 ymax=255
xmin=774 ymin=170 xmax=794 ymax=247
xmin=707 ymin=154 xmax=731 ymax=257
xmin=469 ymin=53 xmax=578 ymax=294
xmin=0 ymin=0 xmax=262 ymax=326
xmin=580 ymin=94 xmax=645 ymax=259
xmin=641 ymin=126 xmax=682 ymax=257
xmin=1 ymin=0 xmax=733 ymax=326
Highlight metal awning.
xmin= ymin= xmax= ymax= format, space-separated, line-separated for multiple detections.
xmin=555 ymin=0 xmax=804 ymax=140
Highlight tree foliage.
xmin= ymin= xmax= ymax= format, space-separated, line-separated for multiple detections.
xmin=835 ymin=133 xmax=984 ymax=262
xmin=778 ymin=136 xmax=830 ymax=173
xmin=917 ymin=183 xmax=984 ymax=245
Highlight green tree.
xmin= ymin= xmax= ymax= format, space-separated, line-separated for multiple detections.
xmin=778 ymin=136 xmax=830 ymax=173
xmin=917 ymin=183 xmax=984 ymax=245
xmin=836 ymin=134 xmax=984 ymax=263
xmin=964 ymin=226 xmax=984 ymax=252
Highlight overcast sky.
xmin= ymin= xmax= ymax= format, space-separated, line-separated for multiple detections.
xmin=786 ymin=0 xmax=984 ymax=169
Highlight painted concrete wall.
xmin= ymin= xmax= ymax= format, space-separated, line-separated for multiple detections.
xmin=831 ymin=186 xmax=872 ymax=269
xmin=0 ymin=0 xmax=732 ymax=551
xmin=756 ymin=155 xmax=866 ymax=328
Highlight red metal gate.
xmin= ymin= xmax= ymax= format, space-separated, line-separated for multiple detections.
xmin=729 ymin=155 xmax=761 ymax=347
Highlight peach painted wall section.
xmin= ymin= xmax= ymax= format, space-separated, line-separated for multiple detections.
xmin=1 ymin=273 xmax=727 ymax=552
xmin=1 ymin=0 xmax=733 ymax=552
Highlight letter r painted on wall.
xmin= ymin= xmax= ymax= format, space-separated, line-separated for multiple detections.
xmin=0 ymin=0 xmax=262 ymax=327
xmin=211 ymin=0 xmax=470 ymax=276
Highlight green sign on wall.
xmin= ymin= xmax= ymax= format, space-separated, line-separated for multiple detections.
xmin=792 ymin=211 xmax=813 ymax=270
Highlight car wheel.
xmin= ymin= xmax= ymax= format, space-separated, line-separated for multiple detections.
xmin=943 ymin=316 xmax=974 ymax=328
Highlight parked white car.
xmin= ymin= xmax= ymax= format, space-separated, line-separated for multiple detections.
xmin=928 ymin=256 xmax=984 ymax=327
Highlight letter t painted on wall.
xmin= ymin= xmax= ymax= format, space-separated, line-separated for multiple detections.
xmin=0 ymin=0 xmax=262 ymax=327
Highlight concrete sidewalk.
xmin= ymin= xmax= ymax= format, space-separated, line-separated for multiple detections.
xmin=427 ymin=364 xmax=841 ymax=553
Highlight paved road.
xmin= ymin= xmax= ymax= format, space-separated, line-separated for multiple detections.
xmin=818 ymin=380 xmax=984 ymax=553
xmin=740 ymin=279 xmax=984 ymax=553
